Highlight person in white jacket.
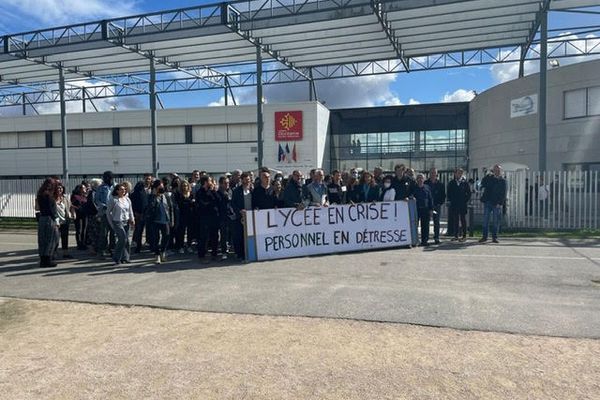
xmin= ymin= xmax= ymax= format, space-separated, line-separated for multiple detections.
xmin=380 ymin=175 xmax=396 ymax=202
xmin=107 ymin=183 xmax=135 ymax=265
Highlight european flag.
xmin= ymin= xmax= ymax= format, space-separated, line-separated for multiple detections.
xmin=278 ymin=144 xmax=285 ymax=162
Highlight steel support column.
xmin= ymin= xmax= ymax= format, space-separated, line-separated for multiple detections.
xmin=22 ymin=95 xmax=26 ymax=116
xmin=256 ymin=45 xmax=264 ymax=169
xmin=539 ymin=10 xmax=548 ymax=171
xmin=59 ymin=66 xmax=69 ymax=182
xmin=150 ymin=58 xmax=159 ymax=176
xmin=82 ymin=88 xmax=86 ymax=113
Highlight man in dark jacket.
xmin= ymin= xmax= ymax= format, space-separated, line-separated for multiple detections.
xmin=195 ymin=176 xmax=219 ymax=261
xmin=424 ymin=168 xmax=446 ymax=244
xmin=447 ymin=168 xmax=471 ymax=241
xmin=216 ymin=176 xmax=232 ymax=259
xmin=252 ymin=170 xmax=277 ymax=210
xmin=131 ymin=173 xmax=152 ymax=253
xmin=231 ymin=172 xmax=253 ymax=260
xmin=283 ymin=170 xmax=304 ymax=208
xmin=414 ymin=173 xmax=434 ymax=246
xmin=479 ymin=164 xmax=507 ymax=243
xmin=327 ymin=170 xmax=347 ymax=205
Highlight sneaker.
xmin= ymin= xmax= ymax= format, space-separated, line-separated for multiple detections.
xmin=178 ymin=248 xmax=185 ymax=254
xmin=420 ymin=241 xmax=429 ymax=247
xmin=156 ymin=255 xmax=162 ymax=264
xmin=451 ymin=237 xmax=459 ymax=241
xmin=459 ymin=236 xmax=467 ymax=242
xmin=492 ymin=238 xmax=499 ymax=243
xmin=221 ymin=254 xmax=228 ymax=261
xmin=113 ymin=261 xmax=121 ymax=266
xmin=478 ymin=237 xmax=487 ymax=243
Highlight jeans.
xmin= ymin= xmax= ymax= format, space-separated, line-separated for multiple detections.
xmin=198 ymin=217 xmax=219 ymax=258
xmin=97 ymin=214 xmax=115 ymax=254
xmin=149 ymin=222 xmax=170 ymax=255
xmin=450 ymin=207 xmax=467 ymax=238
xmin=432 ymin=205 xmax=441 ymax=240
xmin=418 ymin=208 xmax=431 ymax=244
xmin=482 ymin=202 xmax=502 ymax=239
xmin=132 ymin=212 xmax=146 ymax=251
xmin=112 ymin=221 xmax=130 ymax=263
xmin=74 ymin=214 xmax=87 ymax=250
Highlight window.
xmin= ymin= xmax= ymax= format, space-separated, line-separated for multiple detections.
xmin=564 ymin=86 xmax=600 ymax=119
xmin=0 ymin=132 xmax=18 ymax=149
xmin=52 ymin=130 xmax=83 ymax=147
xmin=564 ymin=89 xmax=586 ymax=119
xmin=17 ymin=132 xmax=45 ymax=148
xmin=588 ymin=86 xmax=600 ymax=116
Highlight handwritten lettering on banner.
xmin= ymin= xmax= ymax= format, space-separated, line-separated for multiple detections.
xmin=245 ymin=201 xmax=414 ymax=261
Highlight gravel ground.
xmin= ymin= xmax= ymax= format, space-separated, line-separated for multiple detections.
xmin=1 ymin=297 xmax=599 ymax=400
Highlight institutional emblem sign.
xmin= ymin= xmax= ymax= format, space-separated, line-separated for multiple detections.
xmin=275 ymin=111 xmax=303 ymax=140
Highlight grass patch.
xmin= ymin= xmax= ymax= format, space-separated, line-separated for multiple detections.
xmin=0 ymin=217 xmax=37 ymax=230
xmin=469 ymin=228 xmax=600 ymax=239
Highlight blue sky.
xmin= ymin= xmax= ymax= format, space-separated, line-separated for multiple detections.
xmin=0 ymin=0 xmax=598 ymax=111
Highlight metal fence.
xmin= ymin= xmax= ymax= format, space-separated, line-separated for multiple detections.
xmin=1 ymin=171 xmax=599 ymax=230
xmin=0 ymin=176 xmax=143 ymax=218
xmin=502 ymin=170 xmax=599 ymax=230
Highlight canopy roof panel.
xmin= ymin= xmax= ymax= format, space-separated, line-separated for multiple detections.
xmin=0 ymin=0 xmax=597 ymax=88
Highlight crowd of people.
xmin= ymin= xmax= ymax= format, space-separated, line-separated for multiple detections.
xmin=34 ymin=164 xmax=507 ymax=268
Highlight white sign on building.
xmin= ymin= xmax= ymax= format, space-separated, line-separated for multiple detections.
xmin=510 ymin=94 xmax=538 ymax=118
xmin=244 ymin=201 xmax=416 ymax=261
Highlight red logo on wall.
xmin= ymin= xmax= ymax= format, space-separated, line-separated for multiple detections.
xmin=275 ymin=111 xmax=303 ymax=141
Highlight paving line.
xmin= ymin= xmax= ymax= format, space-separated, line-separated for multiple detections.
xmin=420 ymin=253 xmax=600 ymax=261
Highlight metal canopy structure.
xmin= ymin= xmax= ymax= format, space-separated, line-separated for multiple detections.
xmin=0 ymin=0 xmax=599 ymax=175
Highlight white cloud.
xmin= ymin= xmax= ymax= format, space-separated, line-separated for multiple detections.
xmin=408 ymin=98 xmax=421 ymax=105
xmin=208 ymin=74 xmax=409 ymax=108
xmin=2 ymin=79 xmax=144 ymax=115
xmin=1 ymin=0 xmax=139 ymax=29
xmin=441 ymin=89 xmax=476 ymax=103
xmin=490 ymin=33 xmax=600 ymax=83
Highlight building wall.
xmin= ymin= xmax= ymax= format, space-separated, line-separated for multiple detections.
xmin=469 ymin=58 xmax=600 ymax=172
xmin=0 ymin=101 xmax=326 ymax=177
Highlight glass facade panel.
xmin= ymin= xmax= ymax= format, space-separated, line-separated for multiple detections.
xmin=332 ymin=129 xmax=467 ymax=173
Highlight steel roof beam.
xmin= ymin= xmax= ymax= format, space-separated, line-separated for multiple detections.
xmin=371 ymin=0 xmax=409 ymax=71
xmin=103 ymin=21 xmax=226 ymax=89
xmin=225 ymin=4 xmax=312 ymax=81
xmin=520 ymin=0 xmax=551 ymax=77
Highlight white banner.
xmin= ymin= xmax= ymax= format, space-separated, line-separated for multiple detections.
xmin=245 ymin=201 xmax=415 ymax=261
xmin=511 ymin=94 xmax=538 ymax=118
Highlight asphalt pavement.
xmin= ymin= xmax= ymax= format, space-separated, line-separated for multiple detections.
xmin=1 ymin=230 xmax=599 ymax=338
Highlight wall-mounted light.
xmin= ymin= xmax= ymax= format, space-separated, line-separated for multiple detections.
xmin=549 ymin=59 xmax=560 ymax=68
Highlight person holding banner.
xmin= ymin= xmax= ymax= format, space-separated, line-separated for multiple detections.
xmin=327 ymin=170 xmax=347 ymax=205
xmin=252 ymin=170 xmax=277 ymax=210
xmin=283 ymin=170 xmax=305 ymax=208
xmin=414 ymin=173 xmax=434 ymax=247
xmin=303 ymin=169 xmax=329 ymax=207
xmin=380 ymin=175 xmax=396 ymax=202
xmin=231 ymin=172 xmax=253 ymax=260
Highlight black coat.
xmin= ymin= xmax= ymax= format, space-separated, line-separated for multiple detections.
xmin=252 ymin=185 xmax=277 ymax=210
xmin=231 ymin=185 xmax=252 ymax=219
xmin=447 ymin=178 xmax=471 ymax=214
xmin=424 ymin=179 xmax=446 ymax=207
xmin=283 ymin=180 xmax=303 ymax=208
xmin=393 ymin=176 xmax=417 ymax=200
xmin=480 ymin=175 xmax=507 ymax=206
